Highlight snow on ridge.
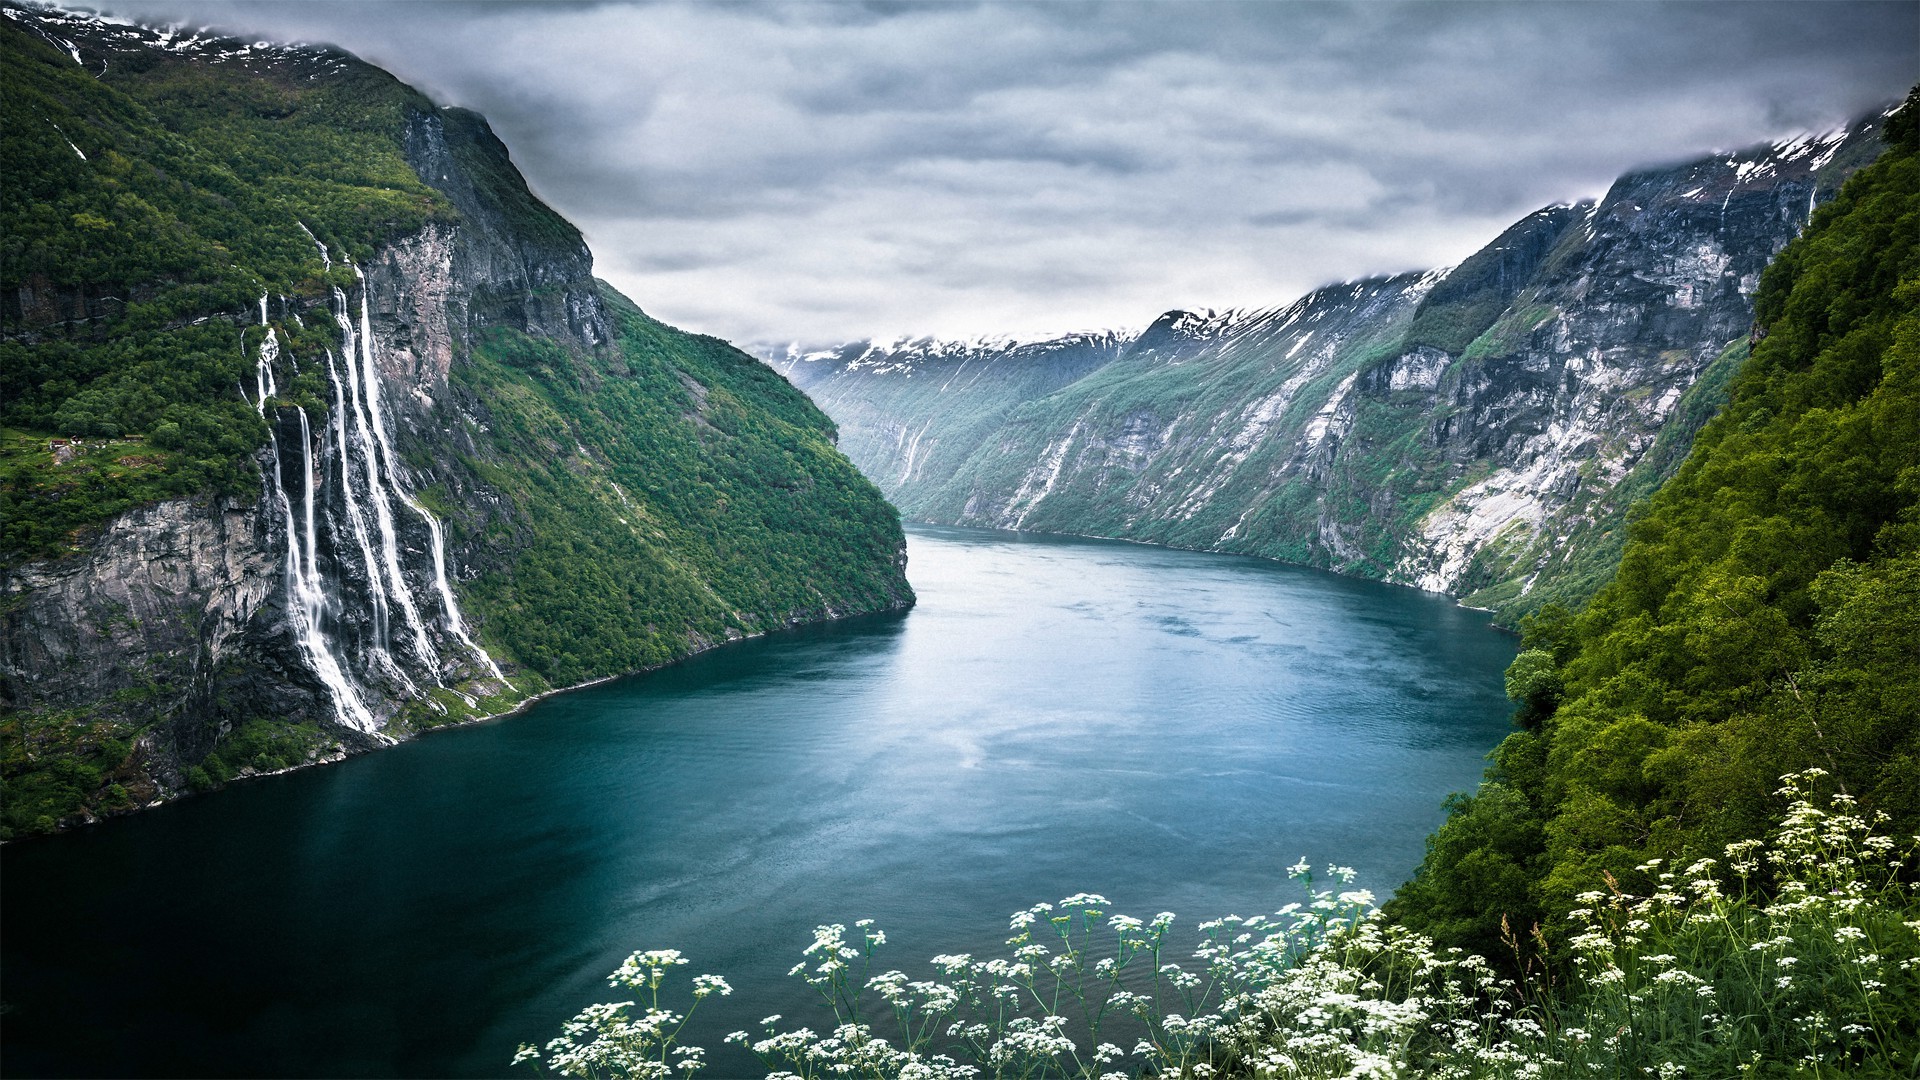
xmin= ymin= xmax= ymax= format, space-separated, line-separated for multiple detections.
xmin=770 ymin=325 xmax=1135 ymax=377
xmin=12 ymin=2 xmax=345 ymax=74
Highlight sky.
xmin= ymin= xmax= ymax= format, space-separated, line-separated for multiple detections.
xmin=91 ymin=0 xmax=1920 ymax=348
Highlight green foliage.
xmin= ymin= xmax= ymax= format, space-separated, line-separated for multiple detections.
xmin=526 ymin=781 xmax=1920 ymax=1077
xmin=206 ymin=718 xmax=325 ymax=776
xmin=1394 ymin=89 xmax=1920 ymax=964
xmin=0 ymin=706 xmax=138 ymax=838
xmin=1 ymin=16 xmax=455 ymax=560
xmin=522 ymin=868 xmax=1389 ymax=1079
xmin=1385 ymin=776 xmax=1548 ymax=962
xmin=4 ymin=13 xmax=910 ymax=832
xmin=451 ymin=285 xmax=910 ymax=689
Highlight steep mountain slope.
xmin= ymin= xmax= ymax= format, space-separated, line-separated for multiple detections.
xmin=0 ymin=6 xmax=911 ymax=837
xmin=784 ymin=111 xmax=1888 ymax=619
xmin=1389 ymin=87 xmax=1920 ymax=959
xmin=767 ymin=331 xmax=1129 ymax=503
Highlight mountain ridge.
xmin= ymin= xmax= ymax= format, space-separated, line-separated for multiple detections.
xmin=778 ymin=106 xmax=1892 ymax=621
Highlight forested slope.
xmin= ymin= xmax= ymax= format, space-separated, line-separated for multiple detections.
xmin=0 ymin=5 xmax=911 ymax=837
xmin=1389 ymin=86 xmax=1920 ymax=958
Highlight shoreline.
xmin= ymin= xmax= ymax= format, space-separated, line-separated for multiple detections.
xmin=904 ymin=519 xmax=1519 ymax=632
xmin=8 ymin=594 xmax=914 ymax=845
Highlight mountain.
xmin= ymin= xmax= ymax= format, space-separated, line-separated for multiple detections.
xmin=765 ymin=331 xmax=1132 ymax=504
xmin=779 ymin=110 xmax=1890 ymax=620
xmin=0 ymin=4 xmax=912 ymax=838
xmin=1389 ymin=86 xmax=1920 ymax=960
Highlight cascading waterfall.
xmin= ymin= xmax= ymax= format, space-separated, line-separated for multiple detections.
xmin=248 ymin=308 xmax=380 ymax=734
xmin=329 ymin=277 xmax=440 ymax=673
xmin=416 ymin=511 xmax=506 ymax=683
xmin=345 ymin=264 xmax=506 ymax=683
xmin=252 ymin=296 xmax=278 ymax=412
xmin=298 ymin=222 xmax=331 ymax=271
xmin=324 ymin=347 xmax=396 ymax=658
xmin=237 ymin=230 xmax=507 ymax=735
xmin=301 ymin=224 xmax=405 ymax=675
xmin=277 ymin=408 xmax=380 ymax=734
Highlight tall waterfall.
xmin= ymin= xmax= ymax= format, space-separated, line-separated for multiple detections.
xmin=251 ymin=305 xmax=379 ymax=733
xmin=330 ymin=277 xmax=439 ymax=673
xmin=345 ymin=266 xmax=504 ymax=683
xmin=324 ymin=347 xmax=398 ymax=666
xmin=239 ymin=232 xmax=507 ymax=734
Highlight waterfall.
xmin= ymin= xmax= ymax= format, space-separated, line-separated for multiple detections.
xmin=416 ymin=510 xmax=506 ymax=681
xmin=249 ymin=314 xmax=380 ymax=734
xmin=252 ymin=295 xmax=278 ymax=413
xmin=329 ymin=278 xmax=440 ymax=673
xmin=325 ymin=348 xmax=394 ymax=655
xmin=242 ymin=235 xmax=508 ymax=736
xmin=345 ymin=264 xmax=505 ymax=683
xmin=298 ymin=222 xmax=332 ymax=271
xmin=279 ymin=408 xmax=381 ymax=735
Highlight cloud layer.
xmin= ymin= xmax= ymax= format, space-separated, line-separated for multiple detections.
xmin=100 ymin=0 xmax=1920 ymax=345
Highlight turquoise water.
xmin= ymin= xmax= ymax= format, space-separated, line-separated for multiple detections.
xmin=0 ymin=525 xmax=1516 ymax=1077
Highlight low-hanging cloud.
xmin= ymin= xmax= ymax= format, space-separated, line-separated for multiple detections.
xmin=94 ymin=0 xmax=1920 ymax=346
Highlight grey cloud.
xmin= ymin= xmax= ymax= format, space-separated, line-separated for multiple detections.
xmin=94 ymin=0 xmax=1920 ymax=345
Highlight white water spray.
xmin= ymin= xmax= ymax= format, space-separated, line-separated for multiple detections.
xmin=298 ymin=222 xmax=332 ymax=271
xmin=249 ymin=312 xmax=380 ymax=734
xmin=243 ymin=231 xmax=508 ymax=737
xmin=252 ymin=295 xmax=278 ymax=412
xmin=330 ymin=276 xmax=439 ymax=673
xmin=325 ymin=347 xmax=394 ymax=653
xmin=346 ymin=264 xmax=504 ymax=682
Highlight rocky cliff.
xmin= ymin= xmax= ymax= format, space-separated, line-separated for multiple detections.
xmin=779 ymin=109 xmax=1890 ymax=618
xmin=0 ymin=6 xmax=912 ymax=836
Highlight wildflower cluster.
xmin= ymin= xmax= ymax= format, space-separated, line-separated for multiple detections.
xmin=514 ymin=949 xmax=732 ymax=1079
xmin=1551 ymin=770 xmax=1920 ymax=1075
xmin=522 ymin=775 xmax=1919 ymax=1077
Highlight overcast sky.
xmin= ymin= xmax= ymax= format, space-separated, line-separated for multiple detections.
xmin=95 ymin=0 xmax=1920 ymax=347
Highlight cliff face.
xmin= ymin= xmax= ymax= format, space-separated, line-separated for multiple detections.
xmin=781 ymin=111 xmax=1890 ymax=617
xmin=0 ymin=6 xmax=912 ymax=835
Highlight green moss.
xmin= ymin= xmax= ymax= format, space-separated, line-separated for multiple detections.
xmin=1461 ymin=303 xmax=1556 ymax=361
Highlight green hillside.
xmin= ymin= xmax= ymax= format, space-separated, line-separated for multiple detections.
xmin=0 ymin=9 xmax=910 ymax=837
xmin=1390 ymin=86 xmax=1920 ymax=962
xmin=0 ymin=13 xmax=454 ymax=555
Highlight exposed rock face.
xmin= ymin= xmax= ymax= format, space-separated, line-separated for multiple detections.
xmin=781 ymin=111 xmax=1890 ymax=617
xmin=765 ymin=332 xmax=1128 ymax=499
xmin=2 ymin=501 xmax=298 ymax=790
xmin=1 ymin=7 xmax=911 ymax=831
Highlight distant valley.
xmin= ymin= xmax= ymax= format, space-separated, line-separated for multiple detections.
xmin=771 ymin=111 xmax=1890 ymax=620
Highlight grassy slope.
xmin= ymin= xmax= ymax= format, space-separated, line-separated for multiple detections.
xmin=451 ymin=288 xmax=911 ymax=690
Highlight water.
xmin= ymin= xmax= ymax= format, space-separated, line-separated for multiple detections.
xmin=0 ymin=526 xmax=1517 ymax=1077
